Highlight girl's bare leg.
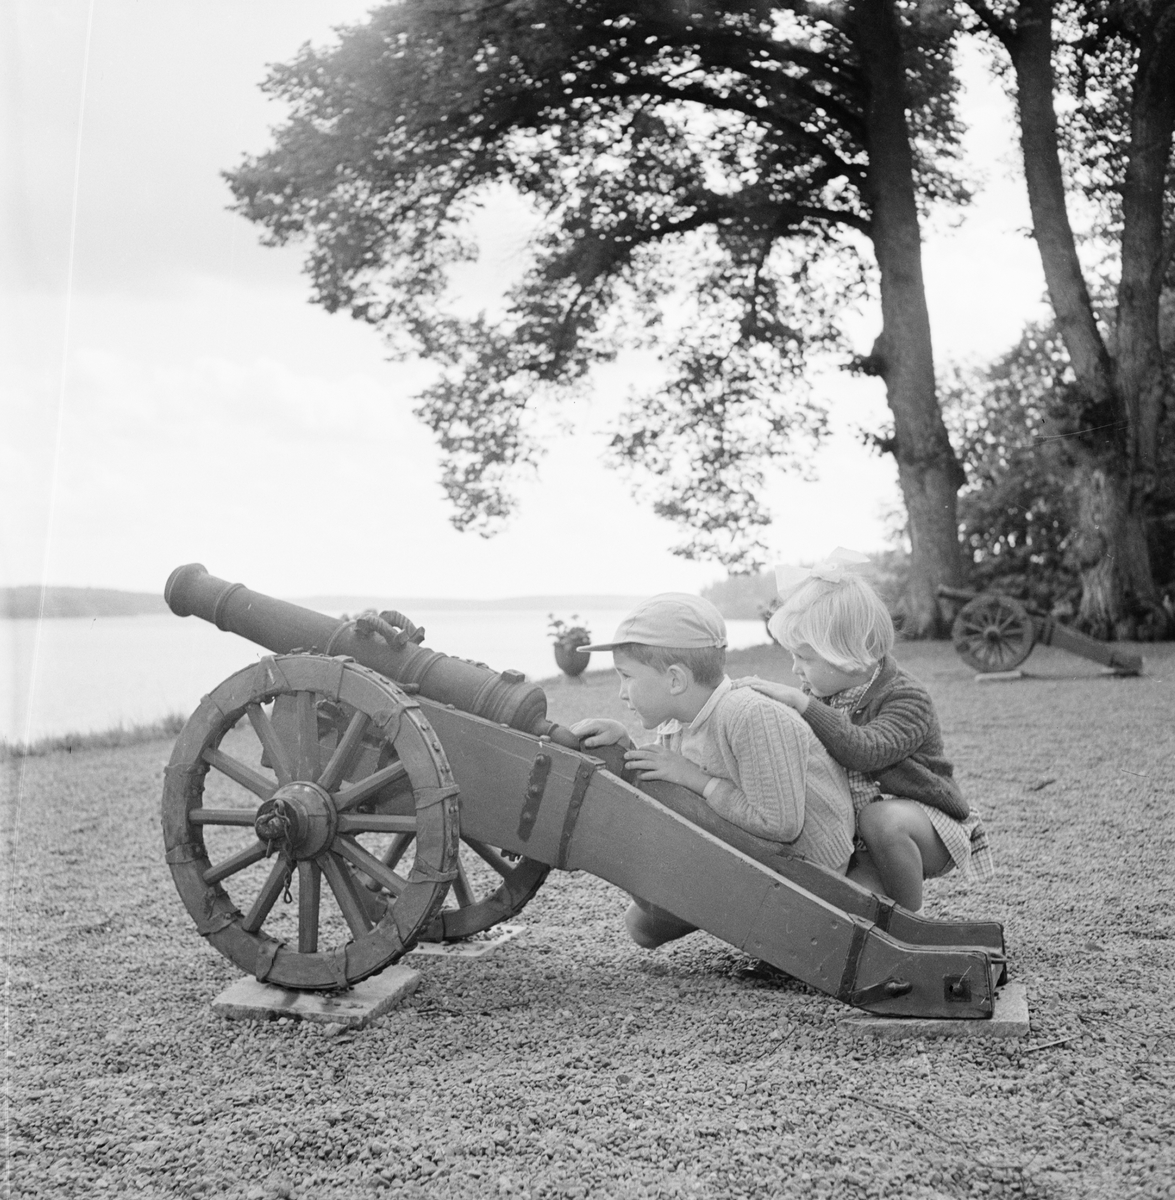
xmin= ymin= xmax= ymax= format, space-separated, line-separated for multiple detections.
xmin=846 ymin=849 xmax=887 ymax=896
xmin=856 ymin=799 xmax=952 ymax=911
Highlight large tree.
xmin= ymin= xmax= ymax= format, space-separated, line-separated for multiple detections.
xmin=962 ymin=0 xmax=1175 ymax=637
xmin=228 ymin=0 xmax=970 ymax=633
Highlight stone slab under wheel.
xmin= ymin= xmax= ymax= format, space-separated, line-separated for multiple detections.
xmin=212 ymin=964 xmax=421 ymax=1026
xmin=837 ymin=982 xmax=1029 ymax=1039
xmin=407 ymin=923 xmax=524 ymax=960
xmin=975 ymin=670 xmax=1024 ymax=683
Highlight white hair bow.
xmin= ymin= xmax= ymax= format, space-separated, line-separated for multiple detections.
xmin=774 ymin=547 xmax=870 ymax=594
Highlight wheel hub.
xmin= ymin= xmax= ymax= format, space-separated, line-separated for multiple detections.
xmin=254 ymin=782 xmax=337 ymax=859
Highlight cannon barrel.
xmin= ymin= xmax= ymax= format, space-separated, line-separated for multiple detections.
xmin=165 ymin=563 xmax=581 ymax=748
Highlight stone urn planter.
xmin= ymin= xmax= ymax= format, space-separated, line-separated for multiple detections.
xmin=549 ymin=615 xmax=591 ymax=677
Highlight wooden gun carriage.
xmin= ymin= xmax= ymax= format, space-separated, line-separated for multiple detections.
xmin=163 ymin=565 xmax=1008 ymax=1021
xmin=937 ymin=586 xmax=1143 ymax=676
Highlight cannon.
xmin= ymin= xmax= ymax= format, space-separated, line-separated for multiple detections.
xmin=163 ymin=565 xmax=1008 ymax=1019
xmin=937 ymin=586 xmax=1143 ymax=675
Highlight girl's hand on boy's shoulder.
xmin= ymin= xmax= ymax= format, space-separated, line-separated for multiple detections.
xmin=569 ymin=718 xmax=632 ymax=748
xmin=731 ymin=676 xmax=809 ymax=713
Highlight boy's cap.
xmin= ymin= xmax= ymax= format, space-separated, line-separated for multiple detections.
xmin=578 ymin=593 xmax=728 ymax=653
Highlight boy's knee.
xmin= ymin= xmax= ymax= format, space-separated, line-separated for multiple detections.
xmin=625 ymin=903 xmax=665 ymax=948
xmin=624 ymin=898 xmax=695 ymax=949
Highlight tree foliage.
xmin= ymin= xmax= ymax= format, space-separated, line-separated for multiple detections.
xmin=943 ymin=325 xmax=1083 ymax=612
xmin=943 ymin=313 xmax=1175 ymax=625
xmin=1049 ymin=0 xmax=1175 ymax=256
xmin=228 ymin=0 xmax=969 ymax=568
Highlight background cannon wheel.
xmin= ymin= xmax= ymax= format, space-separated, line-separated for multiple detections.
xmin=161 ymin=654 xmax=460 ymax=990
xmin=951 ymin=594 xmax=1036 ymax=673
xmin=373 ymin=835 xmax=549 ymax=941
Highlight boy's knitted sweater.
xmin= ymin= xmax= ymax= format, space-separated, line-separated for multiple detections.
xmin=655 ymin=678 xmax=856 ymax=871
xmin=799 ymin=655 xmax=969 ymax=821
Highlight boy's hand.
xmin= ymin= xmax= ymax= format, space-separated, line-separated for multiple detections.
xmin=624 ymin=745 xmax=711 ymax=793
xmin=569 ymin=718 xmax=632 ymax=749
xmin=731 ymin=675 xmax=809 ymax=714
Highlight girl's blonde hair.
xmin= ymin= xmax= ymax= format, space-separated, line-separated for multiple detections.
xmin=767 ymin=574 xmax=894 ymax=672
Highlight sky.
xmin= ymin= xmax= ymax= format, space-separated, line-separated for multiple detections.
xmin=2 ymin=1 xmax=1051 ymax=602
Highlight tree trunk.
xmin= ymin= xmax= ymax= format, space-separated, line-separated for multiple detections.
xmin=1004 ymin=0 xmax=1173 ymax=636
xmin=852 ymin=0 xmax=966 ymax=637
xmin=1068 ymin=463 xmax=1160 ymax=639
xmin=1109 ymin=1 xmax=1175 ymax=638
xmin=1011 ymin=0 xmax=1113 ymax=397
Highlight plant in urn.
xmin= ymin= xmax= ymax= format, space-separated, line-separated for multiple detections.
xmin=548 ymin=614 xmax=591 ymax=677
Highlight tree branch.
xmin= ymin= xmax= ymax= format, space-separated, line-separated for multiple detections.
xmin=960 ymin=0 xmax=1016 ymax=48
xmin=582 ymin=77 xmax=867 ymax=186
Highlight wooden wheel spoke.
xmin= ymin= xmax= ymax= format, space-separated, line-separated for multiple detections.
xmin=202 ymin=747 xmax=277 ymax=800
xmin=451 ymin=853 xmax=477 ymax=908
xmin=241 ymin=855 xmax=292 ymax=934
xmin=380 ymin=833 xmax=415 ymax=871
xmin=463 ymin=837 xmax=517 ymax=879
xmin=189 ymin=808 xmax=259 ymax=827
xmin=245 ymin=702 xmax=294 ymax=786
xmin=318 ymin=851 xmax=375 ymax=938
xmin=317 ymin=710 xmax=371 ymax=792
xmin=294 ymin=690 xmax=319 ymax=781
xmin=333 ymin=835 xmax=408 ymax=898
xmin=298 ymin=860 xmax=321 ymax=954
xmin=333 ymin=761 xmax=408 ymax=812
xmin=203 ymin=839 xmax=268 ymax=885
xmin=335 ymin=813 xmax=418 ymax=836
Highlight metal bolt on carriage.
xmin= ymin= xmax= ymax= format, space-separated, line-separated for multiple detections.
xmin=163 ymin=565 xmax=1009 ymax=1020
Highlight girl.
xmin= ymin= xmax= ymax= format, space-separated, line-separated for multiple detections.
xmin=736 ymin=551 xmax=993 ymax=911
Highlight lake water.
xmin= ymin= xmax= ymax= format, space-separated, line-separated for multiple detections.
xmin=1 ymin=608 xmax=769 ymax=743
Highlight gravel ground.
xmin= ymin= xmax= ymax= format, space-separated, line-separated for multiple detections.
xmin=4 ymin=641 xmax=1173 ymax=1200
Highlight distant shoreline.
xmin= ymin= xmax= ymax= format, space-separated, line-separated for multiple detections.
xmin=0 ymin=587 xmax=169 ymax=620
xmin=0 ymin=585 xmax=651 ymax=621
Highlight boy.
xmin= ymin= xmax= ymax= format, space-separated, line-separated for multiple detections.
xmin=570 ymin=593 xmax=855 ymax=948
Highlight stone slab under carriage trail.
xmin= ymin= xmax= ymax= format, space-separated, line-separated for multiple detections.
xmin=4 ymin=641 xmax=1173 ymax=1199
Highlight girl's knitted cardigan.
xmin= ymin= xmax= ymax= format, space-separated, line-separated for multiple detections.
xmin=799 ymin=655 xmax=969 ymax=821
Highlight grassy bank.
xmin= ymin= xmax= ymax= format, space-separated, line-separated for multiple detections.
xmin=0 ymin=713 xmax=188 ymax=760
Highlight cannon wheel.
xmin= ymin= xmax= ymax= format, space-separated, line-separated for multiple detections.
xmin=376 ymin=834 xmax=549 ymax=942
xmin=162 ymin=654 xmax=460 ymax=990
xmin=951 ymin=594 xmax=1036 ymax=673
xmin=301 ymin=694 xmax=550 ymax=941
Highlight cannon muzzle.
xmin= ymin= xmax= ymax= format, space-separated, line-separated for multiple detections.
xmin=165 ymin=563 xmax=581 ymax=747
